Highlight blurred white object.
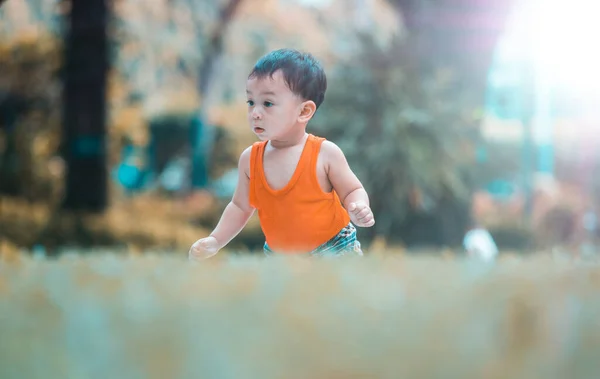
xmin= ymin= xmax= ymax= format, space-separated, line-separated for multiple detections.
xmin=463 ymin=228 xmax=499 ymax=262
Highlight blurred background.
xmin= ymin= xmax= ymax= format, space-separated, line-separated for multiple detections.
xmin=1 ymin=0 xmax=599 ymax=257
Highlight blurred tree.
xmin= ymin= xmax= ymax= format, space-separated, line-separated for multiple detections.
xmin=387 ymin=0 xmax=515 ymax=151
xmin=312 ymin=0 xmax=516 ymax=247
xmin=194 ymin=0 xmax=244 ymax=98
xmin=393 ymin=0 xmax=516 ymax=246
xmin=312 ymin=34 xmax=474 ymax=246
xmin=109 ymin=0 xmax=245 ymax=191
xmin=189 ymin=0 xmax=244 ymax=190
xmin=0 ymin=33 xmax=63 ymax=202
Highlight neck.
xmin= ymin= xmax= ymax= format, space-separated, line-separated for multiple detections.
xmin=269 ymin=129 xmax=308 ymax=149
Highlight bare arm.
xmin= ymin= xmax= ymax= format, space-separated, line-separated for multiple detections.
xmin=322 ymin=141 xmax=368 ymax=209
xmin=322 ymin=141 xmax=374 ymax=227
xmin=209 ymin=146 xmax=255 ymax=249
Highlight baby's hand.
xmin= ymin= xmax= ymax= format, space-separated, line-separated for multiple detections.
xmin=188 ymin=236 xmax=220 ymax=261
xmin=348 ymin=202 xmax=375 ymax=227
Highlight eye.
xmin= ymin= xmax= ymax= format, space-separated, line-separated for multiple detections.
xmin=264 ymin=101 xmax=273 ymax=107
xmin=246 ymin=100 xmax=254 ymax=106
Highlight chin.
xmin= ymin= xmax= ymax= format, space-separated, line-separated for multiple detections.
xmin=254 ymin=132 xmax=268 ymax=140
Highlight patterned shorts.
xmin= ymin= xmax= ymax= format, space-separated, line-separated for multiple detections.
xmin=263 ymin=222 xmax=363 ymax=258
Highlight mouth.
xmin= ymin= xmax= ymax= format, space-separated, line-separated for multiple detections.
xmin=253 ymin=127 xmax=265 ymax=134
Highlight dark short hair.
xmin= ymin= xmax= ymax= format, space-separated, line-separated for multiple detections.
xmin=248 ymin=48 xmax=327 ymax=109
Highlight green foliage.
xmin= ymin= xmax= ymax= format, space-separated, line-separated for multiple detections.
xmin=0 ymin=33 xmax=63 ymax=201
xmin=312 ymin=33 xmax=480 ymax=240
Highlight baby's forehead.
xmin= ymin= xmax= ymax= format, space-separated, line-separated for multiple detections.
xmin=246 ymin=71 xmax=292 ymax=94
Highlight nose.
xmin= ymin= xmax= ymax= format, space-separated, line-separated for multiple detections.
xmin=251 ymin=106 xmax=262 ymax=120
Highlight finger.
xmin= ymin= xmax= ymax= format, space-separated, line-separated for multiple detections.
xmin=351 ymin=202 xmax=367 ymax=214
xmin=348 ymin=202 xmax=357 ymax=212
xmin=359 ymin=215 xmax=371 ymax=224
xmin=358 ymin=213 xmax=374 ymax=224
xmin=356 ymin=212 xmax=373 ymax=224
xmin=356 ymin=208 xmax=371 ymax=220
xmin=189 ymin=249 xmax=201 ymax=259
xmin=364 ymin=218 xmax=375 ymax=227
xmin=198 ymin=239 xmax=214 ymax=250
xmin=190 ymin=240 xmax=207 ymax=254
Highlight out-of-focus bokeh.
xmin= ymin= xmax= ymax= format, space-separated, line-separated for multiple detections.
xmin=2 ymin=0 xmax=600 ymax=377
xmin=2 ymin=0 xmax=598 ymax=256
xmin=2 ymin=253 xmax=600 ymax=379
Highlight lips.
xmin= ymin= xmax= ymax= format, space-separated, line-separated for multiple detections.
xmin=254 ymin=127 xmax=265 ymax=133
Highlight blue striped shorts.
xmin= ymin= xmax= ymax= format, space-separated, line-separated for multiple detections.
xmin=263 ymin=222 xmax=363 ymax=257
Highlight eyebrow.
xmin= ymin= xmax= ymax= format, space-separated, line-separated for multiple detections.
xmin=246 ymin=90 xmax=276 ymax=96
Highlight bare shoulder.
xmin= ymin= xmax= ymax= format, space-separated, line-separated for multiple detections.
xmin=238 ymin=145 xmax=253 ymax=178
xmin=319 ymin=140 xmax=348 ymax=167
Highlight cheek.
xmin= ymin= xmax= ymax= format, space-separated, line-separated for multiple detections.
xmin=284 ymin=104 xmax=300 ymax=119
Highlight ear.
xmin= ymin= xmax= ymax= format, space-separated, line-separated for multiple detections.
xmin=297 ymin=100 xmax=317 ymax=123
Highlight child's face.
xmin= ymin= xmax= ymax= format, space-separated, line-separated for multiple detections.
xmin=246 ymin=70 xmax=305 ymax=141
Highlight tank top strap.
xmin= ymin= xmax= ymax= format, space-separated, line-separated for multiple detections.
xmin=308 ymin=134 xmax=325 ymax=160
xmin=306 ymin=134 xmax=325 ymax=181
xmin=249 ymin=140 xmax=267 ymax=208
xmin=249 ymin=141 xmax=266 ymax=179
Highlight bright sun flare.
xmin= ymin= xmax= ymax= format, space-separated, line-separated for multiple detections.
xmin=500 ymin=0 xmax=600 ymax=99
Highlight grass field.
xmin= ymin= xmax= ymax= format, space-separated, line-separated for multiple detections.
xmin=1 ymin=251 xmax=600 ymax=379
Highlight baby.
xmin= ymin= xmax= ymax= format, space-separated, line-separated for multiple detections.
xmin=189 ymin=48 xmax=374 ymax=259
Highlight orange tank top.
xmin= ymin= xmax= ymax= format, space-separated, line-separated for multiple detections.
xmin=249 ymin=134 xmax=350 ymax=253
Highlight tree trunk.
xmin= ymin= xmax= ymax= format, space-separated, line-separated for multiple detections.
xmin=197 ymin=0 xmax=244 ymax=98
xmin=388 ymin=0 xmax=517 ymax=247
xmin=390 ymin=0 xmax=516 ymax=102
xmin=61 ymin=0 xmax=109 ymax=212
xmin=190 ymin=0 xmax=243 ymax=189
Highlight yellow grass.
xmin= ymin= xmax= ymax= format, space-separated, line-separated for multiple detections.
xmin=1 ymin=252 xmax=600 ymax=379
xmin=0 ymin=194 xmax=215 ymax=250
